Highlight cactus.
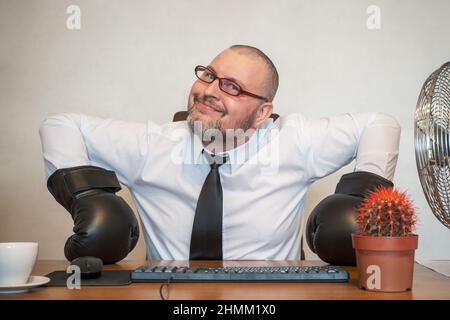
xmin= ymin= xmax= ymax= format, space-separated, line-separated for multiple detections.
xmin=356 ymin=186 xmax=417 ymax=237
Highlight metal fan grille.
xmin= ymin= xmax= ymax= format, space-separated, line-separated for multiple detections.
xmin=415 ymin=61 xmax=450 ymax=229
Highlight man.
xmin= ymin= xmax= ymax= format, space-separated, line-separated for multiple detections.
xmin=39 ymin=45 xmax=400 ymax=263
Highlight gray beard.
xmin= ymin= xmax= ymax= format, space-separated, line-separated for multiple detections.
xmin=187 ymin=108 xmax=223 ymax=137
xmin=187 ymin=107 xmax=255 ymax=136
xmin=187 ymin=107 xmax=257 ymax=151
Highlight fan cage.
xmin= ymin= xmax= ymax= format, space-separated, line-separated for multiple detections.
xmin=414 ymin=61 xmax=450 ymax=229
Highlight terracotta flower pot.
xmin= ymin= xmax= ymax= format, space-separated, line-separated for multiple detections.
xmin=351 ymin=234 xmax=418 ymax=292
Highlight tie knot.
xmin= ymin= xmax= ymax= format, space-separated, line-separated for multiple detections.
xmin=203 ymin=151 xmax=228 ymax=169
xmin=210 ymin=161 xmax=224 ymax=170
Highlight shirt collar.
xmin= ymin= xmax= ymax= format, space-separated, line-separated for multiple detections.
xmin=182 ymin=118 xmax=275 ymax=174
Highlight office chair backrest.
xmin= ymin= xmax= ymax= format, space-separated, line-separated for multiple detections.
xmin=172 ymin=111 xmax=280 ymax=122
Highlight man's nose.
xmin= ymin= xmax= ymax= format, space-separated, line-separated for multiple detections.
xmin=204 ymin=78 xmax=222 ymax=99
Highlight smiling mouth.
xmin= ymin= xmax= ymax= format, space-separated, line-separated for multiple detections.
xmin=195 ymin=101 xmax=222 ymax=113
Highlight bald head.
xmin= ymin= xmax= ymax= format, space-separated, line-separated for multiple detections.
xmin=228 ymin=45 xmax=279 ymax=102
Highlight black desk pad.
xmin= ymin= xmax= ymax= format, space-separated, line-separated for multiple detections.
xmin=45 ymin=270 xmax=132 ymax=286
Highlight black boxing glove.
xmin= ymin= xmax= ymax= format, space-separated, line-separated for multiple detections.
xmin=305 ymin=171 xmax=393 ymax=266
xmin=47 ymin=165 xmax=140 ymax=264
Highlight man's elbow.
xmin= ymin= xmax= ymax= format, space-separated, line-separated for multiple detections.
xmin=372 ymin=112 xmax=402 ymax=140
xmin=38 ymin=113 xmax=80 ymax=137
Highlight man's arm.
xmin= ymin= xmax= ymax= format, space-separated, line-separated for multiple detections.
xmin=304 ymin=112 xmax=401 ymax=182
xmin=39 ymin=113 xmax=150 ymax=186
xmin=38 ymin=113 xmax=151 ymax=263
xmin=303 ymin=112 xmax=401 ymax=265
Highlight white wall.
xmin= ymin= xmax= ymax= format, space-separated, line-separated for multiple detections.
xmin=1 ymin=0 xmax=449 ymax=261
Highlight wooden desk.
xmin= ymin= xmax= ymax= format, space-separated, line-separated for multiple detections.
xmin=1 ymin=260 xmax=449 ymax=300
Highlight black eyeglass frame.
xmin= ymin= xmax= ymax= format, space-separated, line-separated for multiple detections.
xmin=195 ymin=65 xmax=269 ymax=102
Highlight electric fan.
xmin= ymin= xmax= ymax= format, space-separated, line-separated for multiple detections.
xmin=414 ymin=61 xmax=450 ymax=229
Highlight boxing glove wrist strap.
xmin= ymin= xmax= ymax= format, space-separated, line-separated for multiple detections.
xmin=62 ymin=166 xmax=121 ymax=195
xmin=47 ymin=165 xmax=121 ymax=210
xmin=335 ymin=171 xmax=393 ymax=198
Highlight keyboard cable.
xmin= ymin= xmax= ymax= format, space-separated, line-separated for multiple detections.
xmin=159 ymin=276 xmax=173 ymax=300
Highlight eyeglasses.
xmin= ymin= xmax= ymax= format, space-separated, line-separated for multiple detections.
xmin=194 ymin=65 xmax=269 ymax=102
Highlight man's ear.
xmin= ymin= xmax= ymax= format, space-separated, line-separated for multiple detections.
xmin=252 ymin=102 xmax=273 ymax=129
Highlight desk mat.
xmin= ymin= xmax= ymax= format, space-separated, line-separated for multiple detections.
xmin=45 ymin=270 xmax=132 ymax=286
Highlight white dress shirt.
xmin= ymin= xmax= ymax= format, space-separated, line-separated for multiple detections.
xmin=39 ymin=112 xmax=401 ymax=260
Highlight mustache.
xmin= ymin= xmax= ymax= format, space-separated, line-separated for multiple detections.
xmin=192 ymin=94 xmax=225 ymax=113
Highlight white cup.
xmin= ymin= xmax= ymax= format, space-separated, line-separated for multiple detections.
xmin=0 ymin=242 xmax=38 ymax=285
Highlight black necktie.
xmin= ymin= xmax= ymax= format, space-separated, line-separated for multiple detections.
xmin=189 ymin=153 xmax=228 ymax=260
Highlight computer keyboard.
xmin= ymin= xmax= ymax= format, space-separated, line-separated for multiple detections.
xmin=131 ymin=265 xmax=349 ymax=283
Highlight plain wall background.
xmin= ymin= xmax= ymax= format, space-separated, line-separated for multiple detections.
xmin=1 ymin=0 xmax=449 ymax=261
